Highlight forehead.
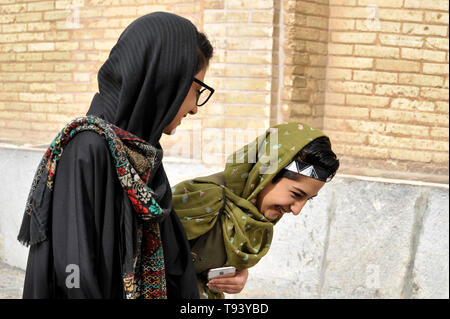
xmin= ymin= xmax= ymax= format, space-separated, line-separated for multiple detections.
xmin=277 ymin=174 xmax=325 ymax=194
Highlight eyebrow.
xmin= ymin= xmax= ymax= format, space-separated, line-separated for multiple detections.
xmin=293 ymin=186 xmax=318 ymax=198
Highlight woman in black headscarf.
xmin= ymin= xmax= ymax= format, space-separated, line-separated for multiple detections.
xmin=17 ymin=12 xmax=214 ymax=299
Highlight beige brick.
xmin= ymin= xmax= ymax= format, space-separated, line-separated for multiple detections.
xmin=345 ymin=94 xmax=389 ymax=107
xmin=414 ymin=112 xmax=449 ymax=125
xmin=102 ymin=6 xmax=137 ymax=17
xmin=28 ymin=1 xmax=55 ymax=11
xmin=331 ymin=32 xmax=377 ymax=44
xmin=248 ymin=92 xmax=271 ymax=105
xmin=330 ymin=0 xmax=357 ymax=4
xmin=355 ymin=20 xmax=401 ymax=33
xmin=16 ymin=12 xmax=43 ymax=22
xmin=306 ymin=16 xmax=328 ymax=29
xmin=227 ymin=38 xmax=273 ymax=50
xmin=224 ymin=52 xmax=272 ymax=64
xmin=310 ymin=55 xmax=328 ymax=67
xmin=328 ymin=81 xmax=373 ymax=94
xmin=378 ymin=9 xmax=423 ymax=22
xmin=55 ymin=0 xmax=85 ymax=9
xmin=435 ymin=101 xmax=449 ymax=113
xmin=45 ymin=73 xmax=72 ymax=81
xmin=325 ymin=118 xmax=386 ymax=133
xmin=45 ymin=31 xmax=70 ymax=41
xmin=430 ymin=127 xmax=449 ymax=138
xmin=326 ymin=93 xmax=346 ymax=105
xmin=327 ymin=68 xmax=352 ymax=80
xmin=30 ymin=103 xmax=58 ymax=113
xmin=328 ymin=19 xmax=355 ymax=31
xmin=55 ymin=42 xmax=80 ymax=51
xmin=293 ymin=27 xmax=321 ymax=41
xmin=2 ymin=83 xmax=28 ymax=92
xmin=227 ymin=0 xmax=273 ymax=9
xmin=288 ymin=103 xmax=312 ymax=116
xmin=0 ymin=102 xmax=29 ymax=112
xmin=358 ymin=0 xmax=403 ymax=7
xmin=5 ymin=120 xmax=32 ymax=130
xmin=375 ymin=84 xmax=419 ymax=97
xmin=432 ymin=152 xmax=449 ymax=164
xmin=371 ymin=108 xmax=415 ymax=122
xmin=43 ymin=52 xmax=71 ymax=61
xmin=16 ymin=53 xmax=43 ymax=62
xmin=27 ymin=22 xmax=52 ymax=31
xmin=424 ymin=37 xmax=449 ymax=50
xmin=328 ymin=56 xmax=373 ymax=69
xmin=204 ymin=11 xmax=249 ymax=24
xmin=225 ymin=105 xmax=269 ymax=117
xmin=415 ymin=140 xmax=449 ymax=152
xmin=353 ymin=70 xmax=398 ymax=84
xmin=324 ymin=130 xmax=367 ymax=144
xmin=283 ymin=87 xmax=310 ymax=102
xmin=251 ymin=12 xmax=273 ymax=24
xmin=30 ymin=83 xmax=56 ymax=92
xmin=399 ymin=74 xmax=444 ymax=87
xmin=425 ymin=11 xmax=449 ymax=24
xmin=379 ymin=34 xmax=423 ymax=48
xmin=402 ymin=23 xmax=448 ymax=37
xmin=401 ymin=48 xmax=446 ymax=62
xmin=426 ymin=64 xmax=450 ymax=75
xmin=391 ymin=98 xmax=435 ymax=112
xmin=390 ymin=149 xmax=432 ymax=162
xmin=2 ymin=23 xmax=27 ymax=33
xmin=0 ymin=3 xmax=26 ymax=14
xmin=420 ymin=88 xmax=449 ymax=100
xmin=28 ymin=42 xmax=55 ymax=52
xmin=43 ymin=10 xmax=71 ymax=21
xmin=354 ymin=45 xmax=399 ymax=59
xmin=404 ymin=0 xmax=449 ymax=11
xmin=1 ymin=63 xmax=26 ymax=72
xmin=0 ymin=34 xmax=18 ymax=43
xmin=325 ymin=105 xmax=369 ymax=118
xmin=328 ymin=43 xmax=353 ymax=55
xmin=385 ymin=123 xmax=429 ymax=137
xmin=369 ymin=134 xmax=417 ymax=149
xmin=330 ymin=7 xmax=370 ymax=19
xmin=376 ymin=59 xmax=420 ymax=72
xmin=216 ymin=78 xmax=271 ymax=91
xmin=226 ymin=25 xmax=272 ymax=37
xmin=19 ymin=93 xmax=47 ymax=102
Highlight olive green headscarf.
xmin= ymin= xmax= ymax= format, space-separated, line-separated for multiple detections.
xmin=172 ymin=122 xmax=325 ymax=273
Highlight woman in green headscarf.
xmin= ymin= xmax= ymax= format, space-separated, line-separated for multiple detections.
xmin=171 ymin=122 xmax=339 ymax=298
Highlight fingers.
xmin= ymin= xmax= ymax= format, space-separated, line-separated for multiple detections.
xmin=207 ymin=282 xmax=243 ymax=294
xmin=207 ymin=269 xmax=249 ymax=294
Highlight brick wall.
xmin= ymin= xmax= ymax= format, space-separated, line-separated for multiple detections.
xmin=1 ymin=0 xmax=449 ymax=182
xmin=324 ymin=0 xmax=449 ymax=181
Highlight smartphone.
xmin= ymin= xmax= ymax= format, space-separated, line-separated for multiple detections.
xmin=207 ymin=266 xmax=236 ymax=281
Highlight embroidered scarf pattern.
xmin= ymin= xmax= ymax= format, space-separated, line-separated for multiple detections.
xmin=18 ymin=115 xmax=169 ymax=299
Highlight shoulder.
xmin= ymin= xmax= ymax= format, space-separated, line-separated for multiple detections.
xmin=59 ymin=131 xmax=112 ymax=166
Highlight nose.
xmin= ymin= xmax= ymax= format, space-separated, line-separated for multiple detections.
xmin=290 ymin=200 xmax=306 ymax=216
xmin=189 ymin=105 xmax=198 ymax=115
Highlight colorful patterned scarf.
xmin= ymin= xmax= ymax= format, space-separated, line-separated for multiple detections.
xmin=172 ymin=122 xmax=326 ymax=298
xmin=18 ymin=115 xmax=169 ymax=299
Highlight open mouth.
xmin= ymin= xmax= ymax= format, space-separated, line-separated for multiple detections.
xmin=276 ymin=206 xmax=289 ymax=217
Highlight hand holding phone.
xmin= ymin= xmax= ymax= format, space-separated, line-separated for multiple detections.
xmin=207 ymin=266 xmax=236 ymax=281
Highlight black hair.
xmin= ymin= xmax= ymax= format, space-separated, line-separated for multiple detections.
xmin=196 ymin=31 xmax=213 ymax=73
xmin=273 ymin=136 xmax=340 ymax=183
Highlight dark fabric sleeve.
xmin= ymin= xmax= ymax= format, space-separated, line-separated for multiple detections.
xmin=50 ymin=131 xmax=124 ymax=298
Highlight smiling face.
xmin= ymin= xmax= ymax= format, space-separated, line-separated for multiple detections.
xmin=256 ymin=174 xmax=325 ymax=221
xmin=163 ymin=67 xmax=207 ymax=135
